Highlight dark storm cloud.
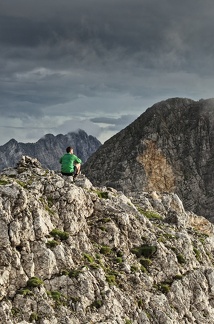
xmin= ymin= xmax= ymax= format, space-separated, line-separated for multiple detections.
xmin=0 ymin=16 xmax=52 ymax=47
xmin=1 ymin=0 xmax=214 ymax=73
xmin=2 ymin=3 xmax=214 ymax=95
xmin=0 ymin=0 xmax=214 ymax=144
xmin=2 ymin=0 xmax=212 ymax=66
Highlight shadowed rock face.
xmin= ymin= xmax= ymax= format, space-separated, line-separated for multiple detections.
xmin=82 ymin=97 xmax=214 ymax=222
xmin=1 ymin=156 xmax=214 ymax=323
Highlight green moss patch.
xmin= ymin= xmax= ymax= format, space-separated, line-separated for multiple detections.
xmin=0 ymin=179 xmax=9 ymax=185
xmin=139 ymin=257 xmax=152 ymax=268
xmin=90 ymin=299 xmax=103 ymax=309
xmin=100 ymin=245 xmax=112 ymax=255
xmin=69 ymin=269 xmax=83 ymax=278
xmin=131 ymin=244 xmax=157 ymax=258
xmin=137 ymin=207 xmax=163 ymax=220
xmin=95 ymin=190 xmax=109 ymax=199
xmin=50 ymin=229 xmax=69 ymax=241
xmin=176 ymin=253 xmax=186 ymax=264
xmin=27 ymin=277 xmax=43 ymax=288
xmin=46 ymin=240 xmax=60 ymax=248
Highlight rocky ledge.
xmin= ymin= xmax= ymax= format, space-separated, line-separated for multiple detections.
xmin=0 ymin=156 xmax=214 ymax=324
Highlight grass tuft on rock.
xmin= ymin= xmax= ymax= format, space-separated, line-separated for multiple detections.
xmin=50 ymin=229 xmax=69 ymax=241
xmin=131 ymin=244 xmax=157 ymax=258
xmin=27 ymin=277 xmax=43 ymax=288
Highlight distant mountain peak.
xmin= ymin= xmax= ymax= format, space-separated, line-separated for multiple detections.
xmin=0 ymin=130 xmax=101 ymax=171
xmin=5 ymin=138 xmax=18 ymax=145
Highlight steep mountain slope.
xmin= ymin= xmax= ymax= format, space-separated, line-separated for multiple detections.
xmin=82 ymin=98 xmax=214 ymax=222
xmin=0 ymin=156 xmax=214 ymax=323
xmin=0 ymin=129 xmax=101 ymax=171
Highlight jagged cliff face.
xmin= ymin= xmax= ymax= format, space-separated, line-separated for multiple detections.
xmin=0 ymin=129 xmax=101 ymax=171
xmin=82 ymin=98 xmax=214 ymax=222
xmin=1 ymin=156 xmax=214 ymax=323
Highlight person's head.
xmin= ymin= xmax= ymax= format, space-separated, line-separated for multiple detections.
xmin=66 ymin=146 xmax=73 ymax=153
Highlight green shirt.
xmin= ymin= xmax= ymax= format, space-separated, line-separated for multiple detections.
xmin=59 ymin=153 xmax=82 ymax=173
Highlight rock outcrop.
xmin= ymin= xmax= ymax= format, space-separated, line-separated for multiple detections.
xmin=82 ymin=98 xmax=214 ymax=222
xmin=0 ymin=129 xmax=101 ymax=171
xmin=1 ymin=156 xmax=214 ymax=323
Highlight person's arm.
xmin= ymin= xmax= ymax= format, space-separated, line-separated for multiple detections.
xmin=74 ymin=155 xmax=82 ymax=164
xmin=73 ymin=155 xmax=81 ymax=176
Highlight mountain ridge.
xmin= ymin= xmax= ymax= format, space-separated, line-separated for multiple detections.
xmin=82 ymin=97 xmax=214 ymax=222
xmin=0 ymin=129 xmax=101 ymax=171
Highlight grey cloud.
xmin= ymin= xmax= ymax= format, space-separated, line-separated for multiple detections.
xmin=0 ymin=0 xmax=214 ymax=145
xmin=91 ymin=115 xmax=137 ymax=126
xmin=1 ymin=1 xmax=212 ymax=60
xmin=0 ymin=16 xmax=53 ymax=47
xmin=0 ymin=125 xmax=53 ymax=130
xmin=1 ymin=0 xmax=214 ymax=77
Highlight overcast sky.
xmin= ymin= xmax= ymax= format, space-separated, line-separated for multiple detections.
xmin=0 ymin=0 xmax=214 ymax=145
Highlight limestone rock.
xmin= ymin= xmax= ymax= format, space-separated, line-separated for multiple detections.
xmin=0 ymin=156 xmax=214 ymax=323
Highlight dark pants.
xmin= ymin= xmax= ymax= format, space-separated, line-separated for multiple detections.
xmin=61 ymin=172 xmax=74 ymax=176
xmin=61 ymin=166 xmax=78 ymax=177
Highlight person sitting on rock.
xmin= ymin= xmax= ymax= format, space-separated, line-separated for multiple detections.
xmin=59 ymin=146 xmax=82 ymax=180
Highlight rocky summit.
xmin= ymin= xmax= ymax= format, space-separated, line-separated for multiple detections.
xmin=1 ymin=156 xmax=214 ymax=323
xmin=82 ymin=98 xmax=214 ymax=223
